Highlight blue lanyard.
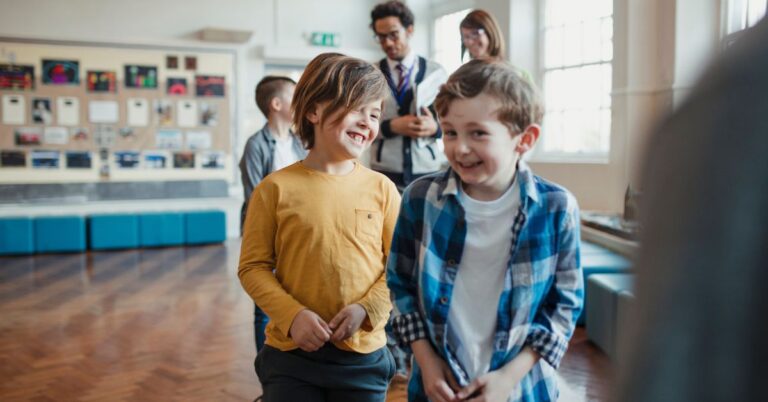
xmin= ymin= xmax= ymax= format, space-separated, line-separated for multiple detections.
xmin=393 ymin=62 xmax=416 ymax=105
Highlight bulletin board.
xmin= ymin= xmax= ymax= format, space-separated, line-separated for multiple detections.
xmin=0 ymin=38 xmax=237 ymax=184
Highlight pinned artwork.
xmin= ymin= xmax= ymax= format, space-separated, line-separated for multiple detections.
xmin=186 ymin=131 xmax=211 ymax=150
xmin=43 ymin=127 xmax=69 ymax=145
xmin=0 ymin=64 xmax=35 ymax=90
xmin=199 ymin=102 xmax=218 ymax=126
xmin=57 ymin=97 xmax=80 ymax=126
xmin=94 ymin=125 xmax=117 ymax=148
xmin=177 ymin=100 xmax=198 ymax=127
xmin=156 ymin=129 xmax=183 ymax=149
xmin=115 ymin=151 xmax=140 ymax=168
xmin=0 ymin=150 xmax=26 ymax=167
xmin=166 ymin=55 xmax=179 ymax=70
xmin=66 ymin=151 xmax=91 ymax=169
xmin=31 ymin=150 xmax=60 ymax=168
xmin=154 ymin=100 xmax=174 ymax=126
xmin=124 ymin=65 xmax=157 ymax=89
xmin=86 ymin=70 xmax=117 ymax=92
xmin=195 ymin=75 xmax=225 ymax=97
xmin=70 ymin=127 xmax=89 ymax=142
xmin=173 ymin=151 xmax=195 ymax=168
xmin=200 ymin=151 xmax=225 ymax=169
xmin=31 ymin=98 xmax=53 ymax=124
xmin=119 ymin=127 xmax=136 ymax=141
xmin=2 ymin=94 xmax=26 ymax=124
xmin=184 ymin=56 xmax=197 ymax=71
xmin=144 ymin=151 xmax=168 ymax=169
xmin=14 ymin=127 xmax=42 ymax=146
xmin=127 ymin=98 xmax=149 ymax=127
xmin=42 ymin=59 xmax=79 ymax=85
xmin=88 ymin=100 xmax=119 ymax=123
xmin=167 ymin=78 xmax=187 ymax=95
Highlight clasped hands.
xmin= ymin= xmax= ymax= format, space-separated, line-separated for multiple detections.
xmin=390 ymin=107 xmax=438 ymax=138
xmin=288 ymin=304 xmax=367 ymax=352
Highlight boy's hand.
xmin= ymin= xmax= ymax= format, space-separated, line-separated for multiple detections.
xmin=412 ymin=339 xmax=461 ymax=402
xmin=288 ymin=309 xmax=332 ymax=352
xmin=456 ymin=370 xmax=515 ymax=402
xmin=328 ymin=303 xmax=367 ymax=342
xmin=391 ymin=115 xmax=424 ymax=137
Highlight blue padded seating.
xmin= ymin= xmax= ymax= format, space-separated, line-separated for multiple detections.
xmin=34 ymin=216 xmax=86 ymax=253
xmin=184 ymin=210 xmax=226 ymax=245
xmin=614 ymin=290 xmax=636 ymax=363
xmin=0 ymin=217 xmax=35 ymax=255
xmin=139 ymin=212 xmax=185 ymax=247
xmin=585 ymin=274 xmax=635 ymax=359
xmin=89 ymin=214 xmax=140 ymax=250
xmin=577 ymin=241 xmax=633 ymax=325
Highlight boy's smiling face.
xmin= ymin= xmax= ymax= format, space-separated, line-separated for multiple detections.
xmin=309 ymin=100 xmax=383 ymax=161
xmin=441 ymin=93 xmax=539 ymax=201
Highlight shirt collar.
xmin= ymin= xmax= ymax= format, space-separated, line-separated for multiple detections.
xmin=387 ymin=50 xmax=417 ymax=73
xmin=437 ymin=161 xmax=540 ymax=204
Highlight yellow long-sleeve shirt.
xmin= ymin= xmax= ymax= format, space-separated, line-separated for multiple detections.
xmin=238 ymin=162 xmax=400 ymax=353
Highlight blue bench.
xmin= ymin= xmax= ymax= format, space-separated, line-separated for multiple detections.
xmin=585 ymin=273 xmax=635 ymax=359
xmin=89 ymin=214 xmax=140 ymax=250
xmin=139 ymin=212 xmax=185 ymax=247
xmin=34 ymin=216 xmax=86 ymax=253
xmin=184 ymin=210 xmax=226 ymax=245
xmin=0 ymin=217 xmax=35 ymax=255
xmin=577 ymin=242 xmax=633 ymax=325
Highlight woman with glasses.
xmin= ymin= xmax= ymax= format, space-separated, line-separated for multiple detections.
xmin=460 ymin=9 xmax=505 ymax=61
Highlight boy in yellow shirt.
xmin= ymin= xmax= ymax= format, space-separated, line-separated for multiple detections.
xmin=238 ymin=53 xmax=400 ymax=401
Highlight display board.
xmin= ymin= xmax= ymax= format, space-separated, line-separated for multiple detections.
xmin=0 ymin=38 xmax=236 ymax=183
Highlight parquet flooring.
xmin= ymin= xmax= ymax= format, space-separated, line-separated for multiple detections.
xmin=0 ymin=240 xmax=610 ymax=401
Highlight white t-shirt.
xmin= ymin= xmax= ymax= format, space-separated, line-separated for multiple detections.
xmin=271 ymin=135 xmax=301 ymax=172
xmin=448 ymin=178 xmax=521 ymax=379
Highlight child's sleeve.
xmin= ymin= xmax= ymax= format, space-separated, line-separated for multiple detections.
xmin=386 ymin=186 xmax=429 ymax=350
xmin=238 ymin=183 xmax=307 ymax=337
xmin=357 ymin=181 xmax=401 ymax=331
xmin=525 ymin=195 xmax=584 ymax=369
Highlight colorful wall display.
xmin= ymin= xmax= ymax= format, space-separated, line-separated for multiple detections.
xmin=195 ymin=75 xmax=225 ymax=97
xmin=0 ymin=64 xmax=35 ymax=90
xmin=124 ymin=65 xmax=158 ymax=89
xmin=42 ymin=59 xmax=80 ymax=85
xmin=167 ymin=78 xmax=187 ymax=95
xmin=86 ymin=70 xmax=117 ymax=92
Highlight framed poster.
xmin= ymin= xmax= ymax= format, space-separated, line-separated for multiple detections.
xmin=195 ymin=75 xmax=225 ymax=96
xmin=86 ymin=70 xmax=117 ymax=92
xmin=42 ymin=59 xmax=79 ymax=85
xmin=0 ymin=64 xmax=34 ymax=90
xmin=124 ymin=65 xmax=158 ymax=89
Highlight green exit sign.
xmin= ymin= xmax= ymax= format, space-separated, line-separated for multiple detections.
xmin=310 ymin=32 xmax=340 ymax=47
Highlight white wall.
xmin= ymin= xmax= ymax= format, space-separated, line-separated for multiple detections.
xmin=422 ymin=0 xmax=723 ymax=213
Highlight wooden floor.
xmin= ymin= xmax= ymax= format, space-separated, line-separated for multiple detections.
xmin=0 ymin=240 xmax=610 ymax=401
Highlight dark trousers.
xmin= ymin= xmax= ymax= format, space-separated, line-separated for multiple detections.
xmin=254 ymin=303 xmax=269 ymax=351
xmin=255 ymin=344 xmax=395 ymax=402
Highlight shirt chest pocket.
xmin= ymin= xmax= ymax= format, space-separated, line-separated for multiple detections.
xmin=355 ymin=209 xmax=383 ymax=242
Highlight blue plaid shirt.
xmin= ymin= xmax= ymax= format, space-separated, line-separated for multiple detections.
xmin=387 ymin=162 xmax=583 ymax=402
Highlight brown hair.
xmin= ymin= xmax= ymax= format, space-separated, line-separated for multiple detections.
xmin=255 ymin=76 xmax=296 ymax=117
xmin=460 ymin=9 xmax=505 ymax=60
xmin=292 ymin=53 xmax=389 ymax=149
xmin=370 ymin=0 xmax=415 ymax=30
xmin=435 ymin=58 xmax=543 ymax=133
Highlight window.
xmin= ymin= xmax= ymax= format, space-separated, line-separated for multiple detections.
xmin=537 ymin=0 xmax=613 ymax=161
xmin=724 ymin=0 xmax=767 ymax=37
xmin=432 ymin=9 xmax=470 ymax=75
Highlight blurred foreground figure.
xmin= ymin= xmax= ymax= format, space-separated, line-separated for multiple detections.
xmin=613 ymin=18 xmax=768 ymax=402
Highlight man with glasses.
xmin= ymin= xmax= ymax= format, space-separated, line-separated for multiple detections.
xmin=369 ymin=0 xmax=448 ymax=190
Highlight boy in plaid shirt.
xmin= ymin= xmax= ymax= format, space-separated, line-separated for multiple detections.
xmin=387 ymin=59 xmax=583 ymax=402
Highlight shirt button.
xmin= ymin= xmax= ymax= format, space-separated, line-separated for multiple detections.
xmin=405 ymin=148 xmax=410 ymax=153
xmin=447 ymin=259 xmax=457 ymax=267
xmin=440 ymin=297 xmax=449 ymax=304
xmin=367 ymin=213 xmax=372 ymax=219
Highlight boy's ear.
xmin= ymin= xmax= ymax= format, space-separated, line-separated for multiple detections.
xmin=269 ymin=97 xmax=282 ymax=112
xmin=515 ymin=124 xmax=541 ymax=154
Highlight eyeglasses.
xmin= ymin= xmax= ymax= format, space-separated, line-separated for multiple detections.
xmin=373 ymin=29 xmax=403 ymax=43
xmin=461 ymin=28 xmax=486 ymax=43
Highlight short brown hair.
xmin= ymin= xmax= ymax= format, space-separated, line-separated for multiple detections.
xmin=435 ymin=59 xmax=543 ymax=133
xmin=255 ymin=76 xmax=296 ymax=117
xmin=460 ymin=9 xmax=505 ymax=60
xmin=292 ymin=53 xmax=389 ymax=149
xmin=370 ymin=1 xmax=414 ymax=30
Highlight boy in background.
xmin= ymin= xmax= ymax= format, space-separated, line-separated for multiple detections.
xmin=239 ymin=76 xmax=306 ymax=352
